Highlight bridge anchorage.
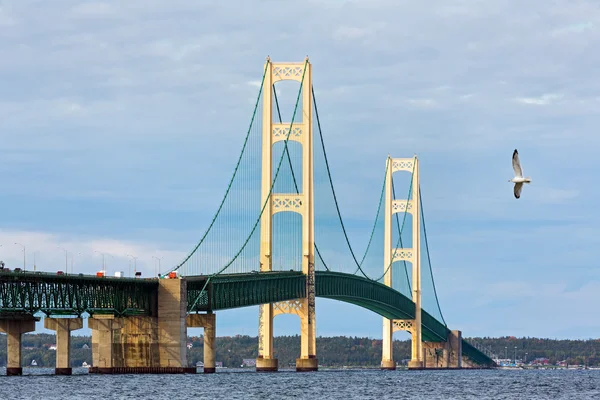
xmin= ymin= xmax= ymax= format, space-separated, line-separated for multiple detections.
xmin=0 ymin=56 xmax=496 ymax=375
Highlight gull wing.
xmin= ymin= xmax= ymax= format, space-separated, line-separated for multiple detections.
xmin=514 ymin=182 xmax=523 ymax=199
xmin=512 ymin=149 xmax=523 ymax=177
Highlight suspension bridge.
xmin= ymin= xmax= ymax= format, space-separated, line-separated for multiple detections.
xmin=0 ymin=57 xmax=495 ymax=375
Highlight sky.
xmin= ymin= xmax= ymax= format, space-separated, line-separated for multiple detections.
xmin=1 ymin=0 xmax=600 ymax=341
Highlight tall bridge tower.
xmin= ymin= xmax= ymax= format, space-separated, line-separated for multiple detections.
xmin=256 ymin=57 xmax=318 ymax=372
xmin=381 ymin=155 xmax=424 ymax=370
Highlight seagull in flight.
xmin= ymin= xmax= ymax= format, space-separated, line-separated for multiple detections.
xmin=509 ymin=149 xmax=532 ymax=199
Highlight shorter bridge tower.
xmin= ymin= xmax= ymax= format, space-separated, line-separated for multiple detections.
xmin=381 ymin=155 xmax=423 ymax=370
xmin=256 ymin=57 xmax=318 ymax=372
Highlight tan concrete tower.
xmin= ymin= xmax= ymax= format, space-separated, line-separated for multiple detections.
xmin=256 ymin=57 xmax=317 ymax=372
xmin=381 ymin=155 xmax=423 ymax=370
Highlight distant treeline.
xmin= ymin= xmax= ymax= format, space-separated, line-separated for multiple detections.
xmin=1 ymin=334 xmax=599 ymax=368
xmin=469 ymin=336 xmax=600 ymax=366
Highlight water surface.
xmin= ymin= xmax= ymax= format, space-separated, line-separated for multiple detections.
xmin=1 ymin=367 xmax=599 ymax=399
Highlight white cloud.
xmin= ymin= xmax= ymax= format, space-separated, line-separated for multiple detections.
xmin=515 ymin=93 xmax=564 ymax=105
xmin=0 ymin=229 xmax=186 ymax=278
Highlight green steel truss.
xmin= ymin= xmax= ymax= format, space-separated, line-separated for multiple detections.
xmin=461 ymin=338 xmax=497 ymax=368
xmin=0 ymin=272 xmax=157 ymax=317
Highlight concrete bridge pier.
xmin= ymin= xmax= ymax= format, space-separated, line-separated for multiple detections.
xmin=89 ymin=315 xmax=123 ymax=372
xmin=423 ymin=342 xmax=449 ymax=368
xmin=87 ymin=278 xmax=194 ymax=374
xmin=44 ymin=317 xmax=83 ymax=375
xmin=158 ymin=278 xmax=191 ymax=371
xmin=420 ymin=330 xmax=464 ymax=369
xmin=187 ymin=313 xmax=216 ymax=373
xmin=115 ymin=316 xmax=160 ymax=368
xmin=0 ymin=317 xmax=38 ymax=376
xmin=448 ymin=330 xmax=462 ymax=368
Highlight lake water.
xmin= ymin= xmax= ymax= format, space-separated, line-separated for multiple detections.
xmin=1 ymin=367 xmax=599 ymax=399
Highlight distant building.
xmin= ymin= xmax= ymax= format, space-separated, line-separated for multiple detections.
xmin=48 ymin=345 xmax=57 ymax=351
xmin=82 ymin=344 xmax=89 ymax=349
xmin=532 ymin=357 xmax=550 ymax=365
xmin=242 ymin=359 xmax=256 ymax=367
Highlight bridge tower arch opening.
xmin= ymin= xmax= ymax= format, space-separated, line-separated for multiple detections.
xmin=257 ymin=57 xmax=317 ymax=372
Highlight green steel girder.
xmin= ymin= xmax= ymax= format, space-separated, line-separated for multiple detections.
xmin=315 ymin=271 xmax=415 ymax=319
xmin=315 ymin=271 xmax=449 ymax=342
xmin=0 ymin=271 xmax=157 ymax=317
xmin=186 ymin=271 xmax=306 ymax=313
xmin=184 ymin=270 xmax=448 ymax=342
xmin=421 ymin=309 xmax=450 ymax=343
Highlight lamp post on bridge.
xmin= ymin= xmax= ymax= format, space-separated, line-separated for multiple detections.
xmin=71 ymin=252 xmax=81 ymax=274
xmin=126 ymin=254 xmax=138 ymax=277
xmin=94 ymin=250 xmax=109 ymax=272
xmin=14 ymin=242 xmax=25 ymax=271
xmin=57 ymin=246 xmax=68 ymax=273
xmin=152 ymin=256 xmax=163 ymax=277
xmin=33 ymin=251 xmax=40 ymax=272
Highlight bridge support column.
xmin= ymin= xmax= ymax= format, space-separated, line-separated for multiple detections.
xmin=256 ymin=304 xmax=277 ymax=372
xmin=257 ymin=56 xmax=277 ymax=373
xmin=44 ymin=317 xmax=83 ymax=375
xmin=89 ymin=315 xmax=123 ymax=372
xmin=407 ymin=327 xmax=424 ymax=370
xmin=381 ymin=318 xmax=395 ymax=370
xmin=158 ymin=278 xmax=188 ymax=369
xmin=187 ymin=313 xmax=216 ymax=373
xmin=381 ymin=156 xmax=396 ymax=370
xmin=448 ymin=330 xmax=462 ymax=368
xmin=296 ymin=291 xmax=318 ymax=372
xmin=256 ymin=356 xmax=278 ymax=372
xmin=0 ymin=318 xmax=37 ymax=376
